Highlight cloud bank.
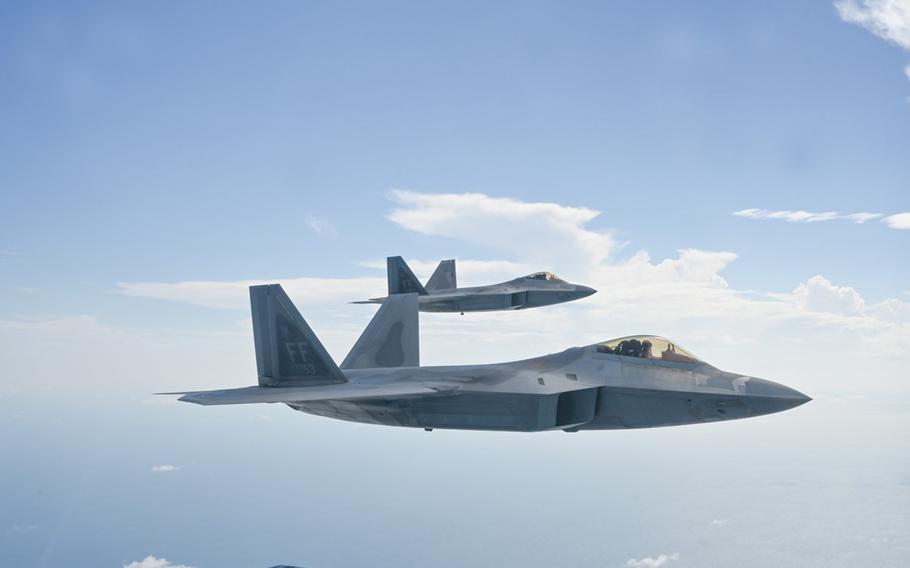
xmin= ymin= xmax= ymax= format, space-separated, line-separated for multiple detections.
xmin=114 ymin=192 xmax=910 ymax=359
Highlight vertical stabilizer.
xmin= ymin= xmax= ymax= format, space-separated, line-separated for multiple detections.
xmin=425 ymin=259 xmax=457 ymax=291
xmin=250 ymin=284 xmax=347 ymax=387
xmin=387 ymin=256 xmax=428 ymax=296
xmin=341 ymin=293 xmax=419 ymax=369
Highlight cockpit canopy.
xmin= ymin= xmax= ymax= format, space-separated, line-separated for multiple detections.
xmin=596 ymin=335 xmax=702 ymax=364
xmin=525 ymin=271 xmax=564 ymax=282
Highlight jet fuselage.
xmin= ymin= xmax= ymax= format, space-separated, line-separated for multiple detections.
xmin=368 ymin=276 xmax=597 ymax=313
xmin=288 ymin=345 xmax=810 ymax=432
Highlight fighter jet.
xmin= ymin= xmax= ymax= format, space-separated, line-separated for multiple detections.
xmin=355 ymin=256 xmax=596 ymax=313
xmin=166 ymin=284 xmax=811 ymax=431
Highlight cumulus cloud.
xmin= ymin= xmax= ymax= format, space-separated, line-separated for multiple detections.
xmin=733 ymin=208 xmax=882 ymax=224
xmin=387 ymin=190 xmax=618 ymax=269
xmin=151 ymin=464 xmax=179 ymax=473
xmin=793 ymin=275 xmax=866 ymax=315
xmin=835 ymin=0 xmax=910 ymax=84
xmin=123 ymin=556 xmax=194 ymax=568
xmin=883 ymin=212 xmax=910 ymax=229
xmin=626 ymin=552 xmax=680 ymax=567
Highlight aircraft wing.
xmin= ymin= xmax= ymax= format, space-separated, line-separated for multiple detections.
xmin=160 ymin=382 xmax=451 ymax=406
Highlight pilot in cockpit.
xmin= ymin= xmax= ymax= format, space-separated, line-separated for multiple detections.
xmin=640 ymin=339 xmax=653 ymax=359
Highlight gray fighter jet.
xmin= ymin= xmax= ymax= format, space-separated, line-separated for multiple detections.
xmin=355 ymin=256 xmax=596 ymax=313
xmin=166 ymin=284 xmax=811 ymax=431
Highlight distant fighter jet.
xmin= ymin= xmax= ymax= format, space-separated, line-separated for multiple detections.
xmin=355 ymin=256 xmax=596 ymax=312
xmin=166 ymin=284 xmax=811 ymax=431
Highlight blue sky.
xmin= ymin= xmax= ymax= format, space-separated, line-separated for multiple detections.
xmin=1 ymin=2 xmax=909 ymax=567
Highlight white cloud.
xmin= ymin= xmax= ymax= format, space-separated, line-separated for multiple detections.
xmin=835 ymin=0 xmax=910 ymax=84
xmin=387 ymin=190 xmax=619 ymax=270
xmin=846 ymin=212 xmax=886 ymax=223
xmin=151 ymin=464 xmax=179 ymax=473
xmin=710 ymin=518 xmax=728 ymax=526
xmin=835 ymin=0 xmax=910 ymax=50
xmin=733 ymin=208 xmax=882 ymax=223
xmin=735 ymin=208 xmax=910 ymax=230
xmin=883 ymin=212 xmax=910 ymax=229
xmin=124 ymin=556 xmax=194 ymax=568
xmin=626 ymin=552 xmax=680 ymax=567
xmin=793 ymin=275 xmax=866 ymax=315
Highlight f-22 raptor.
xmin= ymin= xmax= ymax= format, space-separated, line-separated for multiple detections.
xmin=356 ymin=256 xmax=596 ymax=313
xmin=168 ymin=284 xmax=811 ymax=432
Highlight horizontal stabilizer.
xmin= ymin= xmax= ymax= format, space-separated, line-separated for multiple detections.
xmin=164 ymin=383 xmax=449 ymax=406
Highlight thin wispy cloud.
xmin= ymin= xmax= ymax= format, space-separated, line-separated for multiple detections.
xmin=5 ymin=523 xmax=38 ymax=534
xmin=123 ymin=556 xmax=194 ymax=568
xmin=626 ymin=552 xmax=680 ymax=568
xmin=733 ymin=208 xmax=882 ymax=224
xmin=835 ymin=0 xmax=910 ymax=84
xmin=150 ymin=464 xmax=179 ymax=473
xmin=305 ymin=215 xmax=336 ymax=237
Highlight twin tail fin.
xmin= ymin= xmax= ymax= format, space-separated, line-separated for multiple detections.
xmin=251 ymin=283 xmax=420 ymax=386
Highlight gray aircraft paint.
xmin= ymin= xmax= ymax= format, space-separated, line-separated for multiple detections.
xmin=167 ymin=284 xmax=811 ymax=432
xmin=355 ymin=256 xmax=597 ymax=313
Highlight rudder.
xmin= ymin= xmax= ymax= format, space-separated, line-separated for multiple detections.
xmin=250 ymin=284 xmax=347 ymax=387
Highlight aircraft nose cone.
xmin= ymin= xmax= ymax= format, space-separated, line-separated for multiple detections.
xmin=745 ymin=377 xmax=812 ymax=416
xmin=575 ymin=285 xmax=597 ymax=298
